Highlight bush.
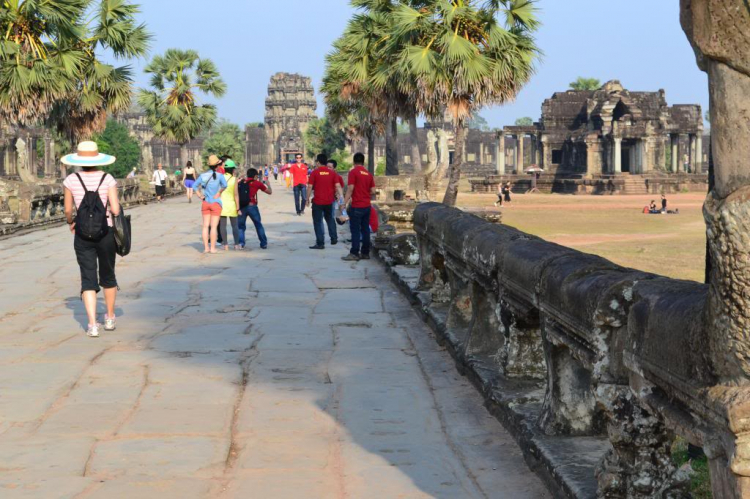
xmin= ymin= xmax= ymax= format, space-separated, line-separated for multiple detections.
xmin=375 ymin=158 xmax=386 ymax=176
xmin=93 ymin=120 xmax=141 ymax=178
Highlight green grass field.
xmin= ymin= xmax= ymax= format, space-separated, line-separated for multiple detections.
xmin=457 ymin=192 xmax=707 ymax=282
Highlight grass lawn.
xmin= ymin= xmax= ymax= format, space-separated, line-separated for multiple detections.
xmin=456 ymin=191 xmax=707 ymax=282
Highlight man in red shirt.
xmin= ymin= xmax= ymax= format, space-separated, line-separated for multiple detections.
xmin=237 ymin=168 xmax=273 ymax=249
xmin=342 ymin=152 xmax=377 ymax=261
xmin=307 ymin=154 xmax=344 ymax=250
xmin=290 ymin=153 xmax=309 ymax=216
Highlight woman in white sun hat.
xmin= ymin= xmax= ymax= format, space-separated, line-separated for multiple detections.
xmin=62 ymin=141 xmax=121 ymax=338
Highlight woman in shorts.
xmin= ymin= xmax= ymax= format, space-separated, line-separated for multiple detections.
xmin=183 ymin=161 xmax=197 ymax=203
xmin=194 ymin=155 xmax=227 ymax=254
xmin=62 ymin=141 xmax=121 ymax=338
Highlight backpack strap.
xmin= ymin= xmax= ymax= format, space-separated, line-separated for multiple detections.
xmin=74 ymin=173 xmax=88 ymax=192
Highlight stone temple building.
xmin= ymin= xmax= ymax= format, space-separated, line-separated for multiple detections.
xmin=499 ymin=80 xmax=705 ymax=176
xmin=245 ymin=73 xmax=317 ymax=166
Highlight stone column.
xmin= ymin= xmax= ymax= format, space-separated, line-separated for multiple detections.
xmin=614 ymin=138 xmax=622 ymax=173
xmin=688 ymin=134 xmax=696 ymax=173
xmin=43 ymin=135 xmax=54 ymax=177
xmin=671 ymin=135 xmax=679 ymax=173
xmin=696 ymin=133 xmax=703 ymax=172
xmin=478 ymin=142 xmax=484 ymax=165
xmin=496 ymin=133 xmax=505 ymax=174
xmin=517 ymin=134 xmax=525 ymax=172
xmin=585 ymin=137 xmax=603 ymax=176
xmin=682 ymin=1 xmax=750 ymax=496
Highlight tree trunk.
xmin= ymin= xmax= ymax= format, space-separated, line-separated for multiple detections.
xmin=385 ymin=117 xmax=399 ymax=176
xmin=409 ymin=114 xmax=422 ymax=173
xmin=367 ymin=130 xmax=376 ymax=175
xmin=180 ymin=143 xmax=189 ymax=169
xmin=442 ymin=122 xmax=466 ymax=206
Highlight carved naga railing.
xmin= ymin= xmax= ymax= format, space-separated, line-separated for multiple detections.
xmin=406 ymin=201 xmax=748 ymax=498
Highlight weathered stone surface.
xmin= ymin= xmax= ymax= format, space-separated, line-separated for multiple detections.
xmin=387 ymin=233 xmax=419 ymax=266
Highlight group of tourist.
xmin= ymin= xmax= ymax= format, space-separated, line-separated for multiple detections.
xmin=494 ymin=181 xmax=513 ymax=207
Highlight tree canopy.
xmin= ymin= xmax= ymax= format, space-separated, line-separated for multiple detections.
xmin=468 ymin=115 xmax=491 ymax=131
xmin=515 ymin=117 xmax=534 ymax=126
xmin=569 ymin=77 xmax=601 ymax=91
xmin=0 ymin=0 xmax=151 ymax=139
xmin=93 ymin=120 xmax=141 ymax=178
xmin=304 ymin=117 xmax=347 ymax=160
xmin=202 ymin=120 xmax=245 ymax=166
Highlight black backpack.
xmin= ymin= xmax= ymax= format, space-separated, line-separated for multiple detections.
xmin=237 ymin=179 xmax=251 ymax=208
xmin=74 ymin=173 xmax=110 ymax=241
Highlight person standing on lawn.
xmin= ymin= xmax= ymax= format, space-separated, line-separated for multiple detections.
xmin=307 ymin=154 xmax=343 ymax=250
xmin=342 ymin=153 xmax=376 ymax=261
xmin=237 ymin=168 xmax=272 ymax=250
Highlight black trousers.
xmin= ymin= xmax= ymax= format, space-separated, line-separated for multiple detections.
xmin=74 ymin=231 xmax=117 ymax=294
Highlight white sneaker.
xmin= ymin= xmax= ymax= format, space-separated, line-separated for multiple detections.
xmin=104 ymin=316 xmax=116 ymax=331
xmin=87 ymin=323 xmax=101 ymax=338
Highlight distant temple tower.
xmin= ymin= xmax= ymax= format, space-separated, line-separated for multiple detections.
xmin=262 ymin=72 xmax=317 ymax=164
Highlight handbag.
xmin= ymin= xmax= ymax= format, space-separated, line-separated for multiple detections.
xmin=112 ymin=208 xmax=132 ymax=257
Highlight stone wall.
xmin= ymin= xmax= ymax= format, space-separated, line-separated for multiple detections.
xmin=0 ymin=176 xmax=181 ymax=235
xmin=376 ymin=202 xmax=750 ymax=498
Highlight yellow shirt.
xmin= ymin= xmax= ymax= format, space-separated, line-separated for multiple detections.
xmin=221 ymin=175 xmax=238 ymax=217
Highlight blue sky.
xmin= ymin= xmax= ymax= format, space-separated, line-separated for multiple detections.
xmin=120 ymin=0 xmax=708 ymax=128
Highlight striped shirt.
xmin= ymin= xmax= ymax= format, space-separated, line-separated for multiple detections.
xmin=63 ymin=171 xmax=117 ymax=227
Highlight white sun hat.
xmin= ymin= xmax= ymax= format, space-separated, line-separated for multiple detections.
xmin=61 ymin=141 xmax=116 ymax=167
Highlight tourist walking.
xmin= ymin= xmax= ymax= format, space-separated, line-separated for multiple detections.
xmin=183 ymin=161 xmax=197 ymax=203
xmin=494 ymin=182 xmax=504 ymax=207
xmin=308 ymin=154 xmax=343 ymax=250
xmin=283 ymin=168 xmax=292 ymax=190
xmin=290 ymin=154 xmax=309 ymax=216
xmin=342 ymin=153 xmax=376 ymax=261
xmin=219 ymin=160 xmax=241 ymax=251
xmin=194 ymin=155 xmax=228 ymax=254
xmin=237 ymin=168 xmax=272 ymax=249
xmin=503 ymin=182 xmax=512 ymax=205
xmin=127 ymin=168 xmax=137 ymax=179
xmin=153 ymin=163 xmax=168 ymax=202
xmin=62 ymin=141 xmax=121 ymax=338
xmin=273 ymin=165 xmax=279 ymax=181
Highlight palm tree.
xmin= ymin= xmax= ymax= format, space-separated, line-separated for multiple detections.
xmin=569 ymin=77 xmax=601 ymax=91
xmin=138 ymin=49 xmax=227 ymax=170
xmin=391 ymin=0 xmax=541 ymax=205
xmin=0 ymin=0 xmax=151 ymax=140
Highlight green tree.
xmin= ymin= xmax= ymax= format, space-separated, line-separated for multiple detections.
xmin=304 ymin=117 xmax=346 ymax=159
xmin=569 ymin=77 xmax=601 ymax=91
xmin=392 ymin=0 xmax=541 ymax=205
xmin=468 ymin=115 xmax=491 ymax=131
xmin=138 ymin=49 xmax=226 ymax=171
xmin=0 ymin=0 xmax=150 ymax=138
xmin=202 ymin=120 xmax=245 ymax=165
xmin=515 ymin=117 xmax=534 ymax=126
xmin=92 ymin=120 xmax=141 ymax=178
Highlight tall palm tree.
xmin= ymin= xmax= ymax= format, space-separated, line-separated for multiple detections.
xmin=392 ymin=0 xmax=541 ymax=205
xmin=138 ymin=49 xmax=227 ymax=170
xmin=0 ymin=0 xmax=151 ymax=140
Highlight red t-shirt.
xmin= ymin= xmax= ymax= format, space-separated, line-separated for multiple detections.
xmin=348 ymin=165 xmax=375 ymax=208
xmin=308 ymin=166 xmax=342 ymax=205
xmin=290 ymin=163 xmax=308 ymax=186
xmin=239 ymin=178 xmax=268 ymax=206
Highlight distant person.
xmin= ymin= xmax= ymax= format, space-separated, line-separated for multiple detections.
xmin=183 ymin=161 xmax=197 ymax=203
xmin=683 ymin=153 xmax=690 ymax=173
xmin=153 ymin=163 xmax=168 ymax=202
xmin=494 ymin=182 xmax=504 ymax=207
xmin=273 ymin=165 xmax=279 ymax=181
xmin=290 ymin=154 xmax=309 ymax=216
xmin=308 ymin=153 xmax=343 ymax=250
xmin=194 ymin=155 xmax=227 ymax=254
xmin=503 ymin=182 xmax=512 ymax=205
xmin=127 ymin=167 xmax=137 ymax=179
xmin=62 ymin=142 xmax=121 ymax=338
xmin=238 ymin=168 xmax=272 ymax=249
xmin=649 ymin=200 xmax=660 ymax=214
xmin=283 ymin=167 xmax=292 ymax=190
xmin=219 ymin=160 xmax=241 ymax=251
xmin=342 ymin=152 xmax=376 ymax=261
xmin=661 ymin=194 xmax=668 ymax=212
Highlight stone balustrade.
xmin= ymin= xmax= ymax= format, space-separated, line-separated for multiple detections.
xmin=0 ymin=176 xmax=180 ymax=234
xmin=378 ymin=201 xmax=750 ymax=498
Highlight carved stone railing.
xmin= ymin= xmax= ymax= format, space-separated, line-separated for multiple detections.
xmin=0 ymin=176 xmax=176 ymax=233
xmin=379 ymin=201 xmax=750 ymax=498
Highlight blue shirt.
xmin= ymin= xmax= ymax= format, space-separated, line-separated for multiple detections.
xmin=196 ymin=171 xmax=227 ymax=205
